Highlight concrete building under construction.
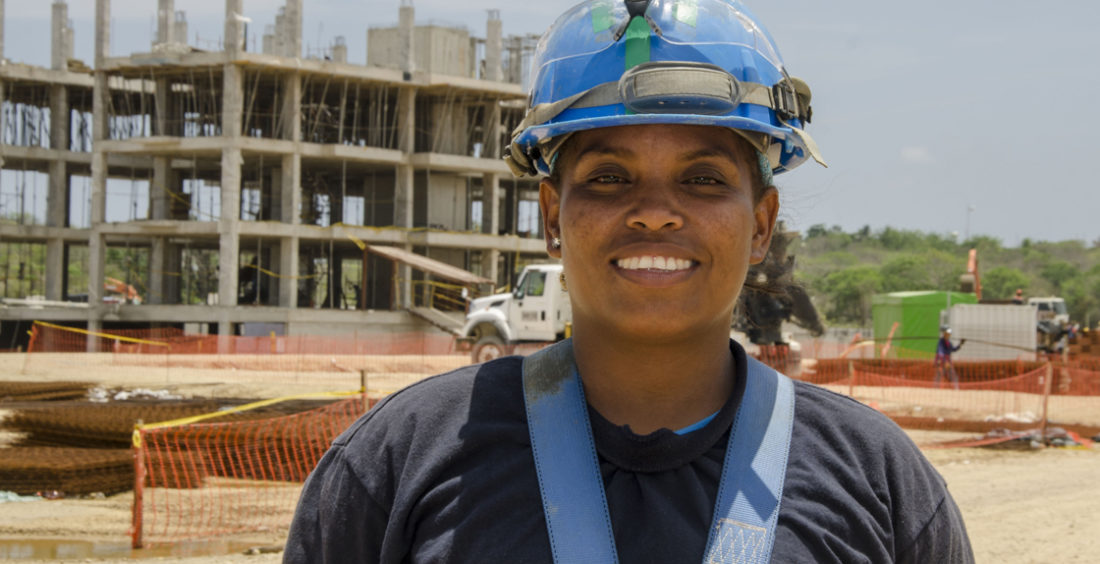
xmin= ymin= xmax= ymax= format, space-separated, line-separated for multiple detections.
xmin=0 ymin=0 xmax=547 ymax=349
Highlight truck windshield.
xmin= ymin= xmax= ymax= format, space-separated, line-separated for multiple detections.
xmin=524 ymin=271 xmax=547 ymax=297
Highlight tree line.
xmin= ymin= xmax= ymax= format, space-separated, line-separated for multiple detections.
xmin=790 ymin=224 xmax=1100 ymax=328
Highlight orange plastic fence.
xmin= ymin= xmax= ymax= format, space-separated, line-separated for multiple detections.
xmin=23 ymin=321 xmax=1100 ymax=432
xmin=132 ymin=395 xmax=369 ymax=547
xmin=23 ymin=322 xmax=468 ymax=385
xmin=797 ymin=358 xmax=1100 ymax=433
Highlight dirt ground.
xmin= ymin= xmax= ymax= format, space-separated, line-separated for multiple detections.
xmin=2 ymin=353 xmax=1099 ymax=562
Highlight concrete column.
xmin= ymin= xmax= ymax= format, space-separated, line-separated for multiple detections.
xmin=48 ymin=86 xmax=70 ymax=224
xmin=278 ymin=236 xmax=299 ymax=307
xmin=148 ymin=237 xmax=166 ymax=304
xmin=485 ymin=11 xmax=503 ymax=82
xmin=46 ymin=85 xmax=70 ymax=301
xmin=479 ymin=173 xmax=499 ymax=304
xmin=480 ymin=249 xmax=500 ymax=288
xmin=483 ymin=172 xmax=500 ymax=235
xmin=281 ymin=71 xmax=301 ymax=142
xmin=394 ymin=86 xmax=416 ymax=308
xmin=156 ymin=0 xmax=174 ymax=45
xmin=151 ymin=157 xmax=170 ymax=220
xmin=278 ymin=68 xmax=301 ymax=309
xmin=44 ymin=240 xmax=64 ymax=301
xmin=332 ymin=37 xmax=347 ymax=63
xmin=88 ymin=0 xmax=110 ymax=351
xmin=224 ymin=0 xmax=244 ymax=54
xmin=151 ymin=80 xmax=171 ymax=219
xmin=51 ymin=1 xmax=68 ymax=71
xmin=483 ymin=99 xmax=502 ymax=160
xmin=218 ymin=61 xmax=244 ymax=309
xmin=262 ymin=26 xmax=274 ymax=55
xmin=280 ymin=71 xmax=302 ymax=220
xmin=164 ymin=242 xmax=181 ymax=303
xmin=173 ymin=11 xmax=188 ymax=46
xmin=273 ymin=9 xmax=286 ymax=57
xmin=280 ymin=156 xmax=300 ymax=222
xmin=284 ymin=0 xmax=302 ymax=59
xmin=395 ymin=88 xmax=415 ymax=219
xmin=217 ymin=147 xmax=241 ymax=306
xmin=397 ymin=87 xmax=416 ymax=155
xmin=398 ymin=1 xmax=415 ymax=76
xmin=154 ymin=78 xmax=171 ymax=135
xmin=395 ymin=165 xmax=414 ymax=310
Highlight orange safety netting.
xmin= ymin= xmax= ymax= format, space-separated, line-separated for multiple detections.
xmin=23 ymin=322 xmax=470 ymax=386
xmin=132 ymin=395 xmax=370 ymax=547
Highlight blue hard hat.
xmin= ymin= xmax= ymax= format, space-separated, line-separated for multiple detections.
xmin=505 ymin=0 xmax=826 ymax=177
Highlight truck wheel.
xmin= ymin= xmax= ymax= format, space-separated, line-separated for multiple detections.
xmin=472 ymin=336 xmax=508 ymax=363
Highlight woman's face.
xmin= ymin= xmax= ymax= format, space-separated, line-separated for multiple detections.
xmin=540 ymin=124 xmax=779 ymax=342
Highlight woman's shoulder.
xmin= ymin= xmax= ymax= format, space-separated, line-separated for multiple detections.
xmin=792 ymin=379 xmax=899 ymax=425
xmin=789 ymin=379 xmax=928 ymax=461
xmin=334 ymin=356 xmax=526 ymax=448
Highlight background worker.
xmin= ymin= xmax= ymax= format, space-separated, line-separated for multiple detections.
xmin=935 ymin=325 xmax=966 ymax=389
xmin=285 ymin=1 xmax=973 ymax=562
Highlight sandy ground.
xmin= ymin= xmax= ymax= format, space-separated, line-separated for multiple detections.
xmin=919 ymin=436 xmax=1100 ymax=563
xmin=2 ymin=353 xmax=1099 ymax=562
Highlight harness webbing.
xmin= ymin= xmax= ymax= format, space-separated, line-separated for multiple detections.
xmin=522 ymin=339 xmax=795 ymax=564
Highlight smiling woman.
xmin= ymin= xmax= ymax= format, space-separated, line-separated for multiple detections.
xmin=285 ymin=2 xmax=973 ymax=563
xmin=540 ymin=124 xmax=778 ymax=432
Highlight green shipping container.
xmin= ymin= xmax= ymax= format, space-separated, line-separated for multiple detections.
xmin=871 ymin=291 xmax=978 ymax=358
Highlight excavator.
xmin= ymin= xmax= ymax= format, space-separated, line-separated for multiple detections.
xmin=103 ymin=277 xmax=142 ymax=305
xmin=958 ymin=248 xmax=1068 ymax=353
xmin=733 ymin=228 xmax=826 ymax=371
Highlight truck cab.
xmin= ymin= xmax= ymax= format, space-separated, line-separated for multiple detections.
xmin=460 ymin=264 xmax=571 ymax=362
xmin=1028 ymin=296 xmax=1070 ymax=352
xmin=1028 ymin=297 xmax=1069 ymax=325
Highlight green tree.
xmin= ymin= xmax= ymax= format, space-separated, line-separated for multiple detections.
xmin=880 ymin=255 xmax=934 ymax=292
xmin=1062 ymin=275 xmax=1100 ymax=325
xmin=805 ymin=224 xmax=828 ymax=239
xmin=877 ymin=227 xmax=923 ymax=251
xmin=817 ymin=266 xmax=882 ymax=326
xmin=982 ymin=266 xmax=1030 ymax=300
xmin=924 ymin=249 xmax=967 ymax=290
xmin=1039 ymin=260 xmax=1080 ymax=294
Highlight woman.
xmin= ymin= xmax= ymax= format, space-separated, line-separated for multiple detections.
xmin=285 ymin=1 xmax=973 ymax=562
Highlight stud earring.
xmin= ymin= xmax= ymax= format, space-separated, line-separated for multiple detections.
xmin=551 ymin=237 xmax=562 ymax=249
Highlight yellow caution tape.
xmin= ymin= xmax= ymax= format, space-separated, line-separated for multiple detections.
xmin=347 ymin=234 xmax=367 ymax=251
xmin=132 ymin=389 xmax=366 ymax=447
xmin=242 ymin=263 xmax=320 ymax=280
xmin=33 ymin=320 xmax=171 ymax=348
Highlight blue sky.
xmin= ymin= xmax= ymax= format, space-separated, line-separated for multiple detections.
xmin=6 ymin=0 xmax=1099 ymax=245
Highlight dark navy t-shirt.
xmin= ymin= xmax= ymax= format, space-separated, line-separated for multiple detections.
xmin=285 ymin=343 xmax=973 ymax=563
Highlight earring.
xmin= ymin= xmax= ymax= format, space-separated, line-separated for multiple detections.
xmin=559 ymin=271 xmax=568 ymax=291
xmin=551 ymin=237 xmax=562 ymax=249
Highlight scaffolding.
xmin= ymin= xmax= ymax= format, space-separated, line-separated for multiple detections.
xmin=0 ymin=0 xmax=548 ymax=346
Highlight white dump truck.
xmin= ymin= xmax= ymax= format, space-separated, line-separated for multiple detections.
xmin=460 ymin=264 xmax=571 ymax=362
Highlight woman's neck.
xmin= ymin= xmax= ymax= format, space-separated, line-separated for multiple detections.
xmin=570 ymin=321 xmax=735 ymax=435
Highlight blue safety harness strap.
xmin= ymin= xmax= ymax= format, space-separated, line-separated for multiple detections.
xmin=702 ymin=355 xmax=795 ymax=563
xmin=522 ymin=339 xmax=795 ymax=564
xmin=522 ymin=339 xmax=619 ymax=563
